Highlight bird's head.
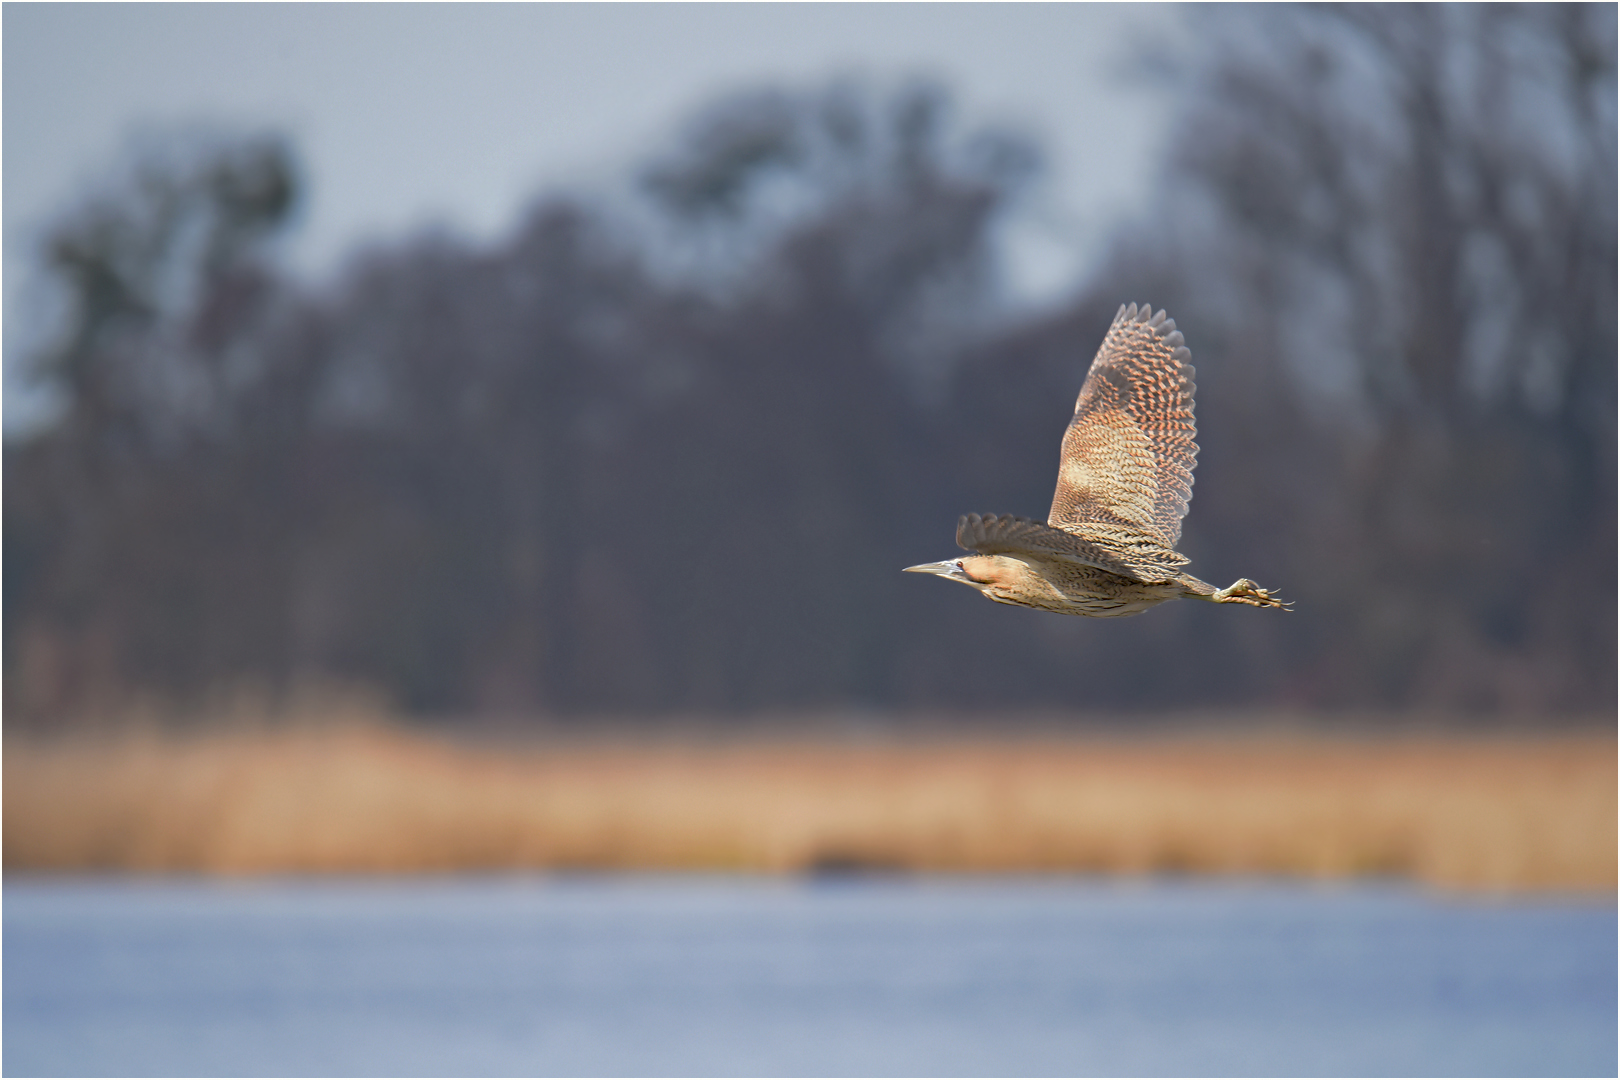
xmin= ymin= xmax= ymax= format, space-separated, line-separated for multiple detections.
xmin=902 ymin=555 xmax=1024 ymax=600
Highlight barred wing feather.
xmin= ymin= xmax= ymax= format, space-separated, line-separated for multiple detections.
xmin=955 ymin=513 xmax=1152 ymax=583
xmin=1048 ymin=302 xmax=1198 ymax=554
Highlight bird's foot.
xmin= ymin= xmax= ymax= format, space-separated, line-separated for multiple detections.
xmin=1213 ymin=578 xmax=1292 ymax=610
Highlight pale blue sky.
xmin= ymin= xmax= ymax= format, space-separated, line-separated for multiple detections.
xmin=4 ymin=3 xmax=1188 ymax=430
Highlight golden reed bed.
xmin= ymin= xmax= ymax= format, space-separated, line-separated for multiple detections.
xmin=4 ymin=722 xmax=1614 ymax=892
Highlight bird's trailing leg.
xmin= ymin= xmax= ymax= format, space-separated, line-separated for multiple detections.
xmin=1210 ymin=578 xmax=1290 ymax=609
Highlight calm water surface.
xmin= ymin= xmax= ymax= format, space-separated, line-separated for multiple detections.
xmin=4 ymin=876 xmax=1614 ymax=1077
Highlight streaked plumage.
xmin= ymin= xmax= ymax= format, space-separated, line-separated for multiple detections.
xmin=905 ymin=302 xmax=1287 ymax=617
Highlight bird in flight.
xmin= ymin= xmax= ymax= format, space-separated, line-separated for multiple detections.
xmin=905 ymin=302 xmax=1288 ymax=617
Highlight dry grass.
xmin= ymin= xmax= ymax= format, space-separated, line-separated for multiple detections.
xmin=5 ymin=722 xmax=1614 ymax=892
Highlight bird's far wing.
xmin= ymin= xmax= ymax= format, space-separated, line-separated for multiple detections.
xmin=1048 ymin=302 xmax=1198 ymax=550
xmin=956 ymin=513 xmax=1175 ymax=583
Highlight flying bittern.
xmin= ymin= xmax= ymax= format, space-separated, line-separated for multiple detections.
xmin=906 ymin=302 xmax=1288 ymax=617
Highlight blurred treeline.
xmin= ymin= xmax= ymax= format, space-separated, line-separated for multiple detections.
xmin=6 ymin=6 xmax=1614 ymax=726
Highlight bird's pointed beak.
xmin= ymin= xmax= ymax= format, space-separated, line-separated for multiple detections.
xmin=903 ymin=559 xmax=963 ymax=576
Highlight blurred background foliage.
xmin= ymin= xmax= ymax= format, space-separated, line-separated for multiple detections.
xmin=6 ymin=5 xmax=1614 ymax=726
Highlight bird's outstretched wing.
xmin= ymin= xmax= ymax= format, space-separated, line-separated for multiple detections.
xmin=956 ymin=513 xmax=1163 ymax=583
xmin=1048 ymin=302 xmax=1198 ymax=554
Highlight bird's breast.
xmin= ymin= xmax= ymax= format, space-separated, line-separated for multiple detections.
xmin=987 ymin=557 xmax=1180 ymax=618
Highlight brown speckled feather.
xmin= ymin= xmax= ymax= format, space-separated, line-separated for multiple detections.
xmin=956 ymin=513 xmax=1142 ymax=580
xmin=1048 ymin=302 xmax=1198 ymax=563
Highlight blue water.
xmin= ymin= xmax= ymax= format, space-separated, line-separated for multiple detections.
xmin=4 ymin=876 xmax=1613 ymax=1077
